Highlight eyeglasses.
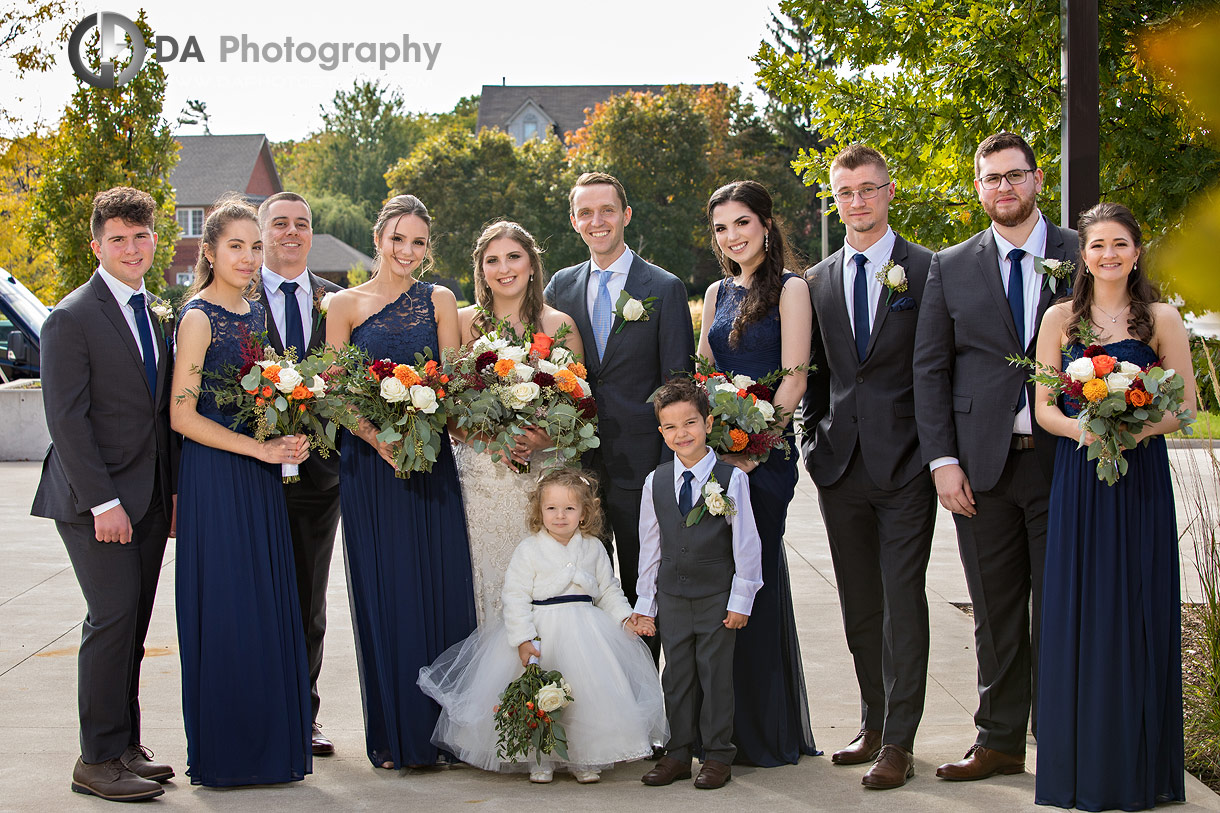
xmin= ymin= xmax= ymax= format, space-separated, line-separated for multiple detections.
xmin=977 ymin=169 xmax=1037 ymax=190
xmin=833 ymin=183 xmax=891 ymax=203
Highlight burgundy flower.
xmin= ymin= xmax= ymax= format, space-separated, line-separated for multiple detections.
xmin=467 ymin=375 xmax=487 ymax=392
xmin=238 ymin=361 xmax=255 ymax=379
xmin=1082 ymin=344 xmax=1105 ymax=358
xmin=745 ymin=383 xmax=774 ymax=402
xmin=577 ymin=396 xmax=598 ymax=419
xmin=368 ymin=359 xmax=396 ymax=380
xmin=744 ymin=431 xmax=782 ymax=458
xmin=533 ymin=372 xmax=556 ymax=388
xmin=475 ymin=351 xmax=499 ymax=372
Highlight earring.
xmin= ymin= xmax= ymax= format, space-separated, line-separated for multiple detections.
xmin=764 ymin=233 xmax=770 ymax=253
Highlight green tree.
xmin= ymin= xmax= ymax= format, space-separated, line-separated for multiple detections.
xmin=0 ymin=131 xmax=58 ymax=302
xmin=755 ymin=0 xmax=1220 ymax=250
xmin=29 ymin=11 xmax=179 ymax=299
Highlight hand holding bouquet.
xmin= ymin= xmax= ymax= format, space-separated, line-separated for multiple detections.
xmin=494 ymin=639 xmax=573 ymax=764
xmin=687 ymin=355 xmax=803 ymax=463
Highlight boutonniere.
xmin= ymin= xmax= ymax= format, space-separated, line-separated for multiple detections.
xmin=612 ymin=290 xmax=658 ymax=333
xmin=149 ymin=299 xmax=174 ymax=324
xmin=1036 ymin=257 xmax=1074 ymax=294
xmin=684 ymin=473 xmax=737 ymax=526
xmin=313 ymin=287 xmax=335 ymax=330
xmin=875 ymin=260 xmax=908 ymax=305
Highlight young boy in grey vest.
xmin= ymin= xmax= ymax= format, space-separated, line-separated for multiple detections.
xmin=631 ymin=378 xmax=763 ymax=790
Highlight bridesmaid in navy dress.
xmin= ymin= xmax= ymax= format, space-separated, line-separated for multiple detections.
xmin=1032 ymin=203 xmax=1193 ymax=810
xmin=326 ymin=195 xmax=477 ymax=769
xmin=699 ymin=180 xmax=818 ymax=766
xmin=171 ymin=198 xmax=313 ymax=786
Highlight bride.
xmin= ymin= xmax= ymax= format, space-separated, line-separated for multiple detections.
xmin=451 ymin=220 xmax=586 ymax=626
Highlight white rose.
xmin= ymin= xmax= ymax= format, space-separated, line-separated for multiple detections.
xmin=1042 ymin=258 xmax=1062 ymax=271
xmin=560 ymin=680 xmax=573 ymax=699
xmin=886 ymin=263 xmax=906 ymax=287
xmin=732 ymin=374 xmax=755 ymax=389
xmin=1064 ymin=356 xmax=1096 ymax=383
xmin=536 ymin=683 xmax=565 ymax=713
xmin=622 ymin=297 xmax=646 ymax=321
xmin=1105 ymin=370 xmax=1137 ymax=393
xmin=274 ymin=366 xmax=303 ymax=393
xmin=307 ymin=375 xmax=326 ymax=397
xmin=703 ymin=480 xmax=724 ymax=497
xmin=536 ymin=358 xmax=560 ymax=375
xmin=715 ymin=382 xmax=739 ymax=396
xmin=549 ymin=346 xmax=574 ymax=366
xmin=379 ymin=376 xmax=410 ymax=403
xmin=755 ymin=399 xmax=775 ymax=421
xmin=256 ymin=359 xmax=278 ymax=370
xmin=408 ymin=384 xmax=439 ymax=414
xmin=499 ymin=345 xmax=527 ymax=363
xmin=706 ymin=493 xmax=729 ymax=515
xmin=510 ymin=381 xmax=541 ymax=406
xmin=515 ymin=363 xmax=535 ymax=381
xmin=1117 ymin=361 xmax=1141 ymax=376
xmin=472 ymin=333 xmax=508 ymax=354
xmin=318 ymin=291 xmax=336 ymax=315
xmin=575 ymin=377 xmax=590 ymax=395
xmin=150 ymin=302 xmax=172 ymax=321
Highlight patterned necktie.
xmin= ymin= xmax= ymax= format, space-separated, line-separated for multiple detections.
xmin=1007 ymin=248 xmax=1028 ymax=411
xmin=678 ymin=470 xmax=695 ymax=516
xmin=280 ymin=280 xmax=306 ymax=358
xmin=852 ymin=253 xmax=870 ymax=362
xmin=127 ymin=293 xmax=158 ymax=397
xmin=591 ymin=269 xmax=613 ymax=361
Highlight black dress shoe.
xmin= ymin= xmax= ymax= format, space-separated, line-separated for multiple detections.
xmin=642 ymin=755 xmax=692 ymax=786
xmin=71 ymin=757 xmax=164 ymax=801
xmin=694 ymin=758 xmax=731 ymax=789
xmin=119 ymin=744 xmax=174 ymax=783
xmin=312 ymin=723 xmax=335 ymax=756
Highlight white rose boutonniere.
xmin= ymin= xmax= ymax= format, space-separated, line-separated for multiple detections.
xmin=684 ymin=472 xmax=737 ymax=526
xmin=150 ymin=300 xmax=174 ymax=323
xmin=875 ymin=260 xmax=908 ymax=305
xmin=1037 ymin=257 xmax=1075 ymax=294
xmin=612 ymin=290 xmax=659 ymax=333
xmin=315 ymin=289 xmax=335 ymax=317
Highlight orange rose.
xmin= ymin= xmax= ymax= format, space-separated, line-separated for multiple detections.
xmin=255 ymin=396 xmax=265 ymax=406
xmin=1082 ymin=379 xmax=1109 ymax=402
xmin=424 ymin=359 xmax=440 ymax=377
xmin=694 ymin=372 xmax=707 ymax=383
xmin=728 ymin=427 xmax=749 ymax=452
xmin=261 ymin=386 xmax=273 ymax=398
xmin=263 ymin=364 xmax=282 ymax=383
xmin=440 ymin=374 xmax=450 ymax=383
xmin=1127 ymin=389 xmax=1151 ymax=407
xmin=572 ymin=384 xmax=584 ymax=398
xmin=298 ymin=404 xmax=307 ymax=413
xmin=553 ymin=369 xmax=577 ymax=393
xmin=567 ymin=361 xmax=587 ymax=379
xmin=1092 ymin=355 xmax=1117 ymax=377
xmin=494 ymin=358 xmax=517 ymax=378
xmin=292 ymin=384 xmax=312 ymax=400
xmin=394 ymin=364 xmax=421 ymax=386
xmin=437 ymin=388 xmax=446 ymax=398
xmin=737 ymin=388 xmax=748 ymax=398
xmin=530 ymin=331 xmax=555 ymax=358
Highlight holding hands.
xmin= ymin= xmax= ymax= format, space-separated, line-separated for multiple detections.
xmin=626 ymin=613 xmax=656 ymax=637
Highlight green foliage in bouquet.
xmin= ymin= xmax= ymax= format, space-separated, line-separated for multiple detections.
xmin=494 ymin=658 xmax=573 ymax=764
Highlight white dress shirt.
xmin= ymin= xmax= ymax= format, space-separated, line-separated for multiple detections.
xmin=634 ymin=448 xmax=764 ymax=618
xmin=260 ymin=265 xmax=314 ymax=350
xmin=584 ymin=247 xmax=635 ymax=319
xmin=841 ymin=226 xmax=897 ymax=336
xmin=92 ymin=266 xmax=161 ymax=517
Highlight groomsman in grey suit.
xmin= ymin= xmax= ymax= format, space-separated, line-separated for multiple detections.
xmin=257 ymin=192 xmax=343 ymax=756
xmin=913 ymin=132 xmax=1078 ymax=781
xmin=800 ymin=144 xmax=937 ymax=789
xmin=545 ymin=172 xmax=695 ymax=640
xmin=31 ymin=187 xmax=176 ymax=801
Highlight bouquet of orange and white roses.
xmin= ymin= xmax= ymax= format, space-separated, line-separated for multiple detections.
xmin=1010 ymin=327 xmax=1193 ymax=485
xmin=443 ymin=320 xmax=598 ymax=472
xmin=330 ymin=344 xmax=450 ymax=478
xmin=493 ymin=640 xmax=573 ymax=764
xmin=688 ymin=355 xmax=799 ymax=463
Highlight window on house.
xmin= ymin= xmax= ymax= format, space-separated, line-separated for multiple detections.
xmin=176 ymin=208 xmax=204 ymax=238
xmin=523 ymin=115 xmax=538 ymax=141
xmin=176 ymin=272 xmax=194 ymax=286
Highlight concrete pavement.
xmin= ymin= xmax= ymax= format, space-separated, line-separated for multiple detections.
xmin=2 ymin=445 xmax=1218 ymax=812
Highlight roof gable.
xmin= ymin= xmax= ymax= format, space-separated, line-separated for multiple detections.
xmin=477 ymin=84 xmax=670 ymax=137
xmin=169 ymin=134 xmax=282 ymax=207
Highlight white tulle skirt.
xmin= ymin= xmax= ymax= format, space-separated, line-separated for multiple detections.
xmin=418 ymin=601 xmax=667 ymax=773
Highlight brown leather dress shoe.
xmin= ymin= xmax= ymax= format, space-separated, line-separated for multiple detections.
xmin=935 ymin=744 xmax=1024 ymax=781
xmin=119 ymin=744 xmax=174 ymax=783
xmin=693 ymin=759 xmax=732 ymax=789
xmin=862 ymin=744 xmax=914 ymax=789
xmin=642 ymin=755 xmax=693 ymax=786
xmin=832 ymin=729 xmax=882 ymax=765
xmin=312 ymin=723 xmax=335 ymax=756
xmin=71 ymin=757 xmax=165 ymax=801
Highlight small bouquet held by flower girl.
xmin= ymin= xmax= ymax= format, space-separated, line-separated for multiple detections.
xmin=1009 ymin=328 xmax=1193 ymax=485
xmin=443 ymin=320 xmax=599 ymax=472
xmin=687 ymin=355 xmax=800 ymax=462
xmin=200 ymin=329 xmax=339 ymax=483
xmin=493 ymin=640 xmax=573 ymax=764
xmin=330 ymin=344 xmax=449 ymax=478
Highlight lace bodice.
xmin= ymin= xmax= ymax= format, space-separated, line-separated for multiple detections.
xmin=350 ymin=282 xmax=438 ymax=362
xmin=1060 ymin=338 xmax=1159 ymax=418
xmin=179 ymin=298 xmax=266 ymax=429
xmin=707 ymin=273 xmax=799 ymax=379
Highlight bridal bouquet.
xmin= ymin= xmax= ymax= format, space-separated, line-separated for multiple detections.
xmin=688 ymin=355 xmax=798 ymax=463
xmin=493 ymin=641 xmax=573 ymax=764
xmin=201 ymin=329 xmax=339 ymax=483
xmin=329 ymin=343 xmax=449 ymax=478
xmin=1009 ymin=330 xmax=1193 ymax=485
xmin=443 ymin=321 xmax=599 ymax=472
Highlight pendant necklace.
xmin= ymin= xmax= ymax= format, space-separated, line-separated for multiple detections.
xmin=1093 ymin=303 xmax=1129 ymax=324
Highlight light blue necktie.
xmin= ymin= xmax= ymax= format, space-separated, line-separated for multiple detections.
xmin=591 ymin=269 xmax=613 ymax=361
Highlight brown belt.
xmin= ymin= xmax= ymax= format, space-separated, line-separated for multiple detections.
xmin=1011 ymin=434 xmax=1035 ymax=450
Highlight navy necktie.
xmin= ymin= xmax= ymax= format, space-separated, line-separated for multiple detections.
xmin=280 ymin=280 xmax=306 ymax=358
xmin=128 ymin=293 xmax=158 ymax=397
xmin=678 ymin=471 xmax=695 ymax=516
xmin=852 ymin=253 xmax=870 ymax=361
xmin=1007 ymin=248 xmax=1028 ymax=412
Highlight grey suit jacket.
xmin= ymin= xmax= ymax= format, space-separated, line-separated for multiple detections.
xmin=32 ymin=273 xmax=176 ymax=525
xmin=259 ymin=270 xmax=343 ymax=491
xmin=545 ymin=252 xmax=694 ymax=489
xmin=912 ymin=215 xmax=1078 ymax=492
xmin=800 ymin=235 xmax=933 ymax=490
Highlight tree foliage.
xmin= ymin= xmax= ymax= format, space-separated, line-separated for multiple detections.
xmin=755 ymin=0 xmax=1220 ymax=252
xmin=29 ymin=11 xmax=179 ymax=299
xmin=0 ymin=132 xmax=58 ymax=302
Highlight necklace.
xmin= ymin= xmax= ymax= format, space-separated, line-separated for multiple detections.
xmin=1093 ymin=303 xmax=1130 ymax=324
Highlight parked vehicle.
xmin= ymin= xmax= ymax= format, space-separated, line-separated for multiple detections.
xmin=0 ymin=270 xmax=50 ymax=381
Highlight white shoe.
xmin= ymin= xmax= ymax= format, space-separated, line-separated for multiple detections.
xmin=572 ymin=769 xmax=601 ymax=784
xmin=529 ymin=767 xmax=553 ymax=783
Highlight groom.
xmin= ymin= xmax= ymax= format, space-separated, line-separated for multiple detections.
xmin=32 ymin=187 xmax=176 ymax=801
xmin=545 ymin=172 xmax=694 ymax=646
xmin=913 ymin=132 xmax=1077 ymax=781
xmin=257 ymin=192 xmax=343 ymax=756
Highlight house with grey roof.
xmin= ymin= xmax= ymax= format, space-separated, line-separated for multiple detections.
xmin=476 ymin=84 xmax=669 ymax=145
xmin=308 ymin=234 xmax=373 ymax=285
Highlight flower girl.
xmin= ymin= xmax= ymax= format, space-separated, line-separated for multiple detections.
xmin=419 ymin=469 xmax=666 ymax=783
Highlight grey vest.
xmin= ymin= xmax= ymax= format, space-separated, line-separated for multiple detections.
xmin=652 ymin=458 xmax=737 ymax=599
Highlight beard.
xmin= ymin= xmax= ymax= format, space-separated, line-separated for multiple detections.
xmin=982 ymin=192 xmax=1037 ymax=228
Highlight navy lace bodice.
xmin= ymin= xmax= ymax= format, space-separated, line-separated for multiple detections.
xmin=1060 ymin=338 xmax=1159 ymax=418
xmin=178 ymin=298 xmax=266 ymax=429
xmin=707 ymin=273 xmax=798 ymax=380
xmin=350 ymin=282 xmax=438 ymax=362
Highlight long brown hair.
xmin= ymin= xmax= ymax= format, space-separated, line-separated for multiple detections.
xmin=469 ymin=221 xmax=546 ymax=339
xmin=371 ymin=194 xmax=433 ymax=278
xmin=1067 ymin=202 xmax=1159 ymax=343
xmin=707 ymin=180 xmax=799 ymax=348
xmin=186 ymin=195 xmax=260 ymax=301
